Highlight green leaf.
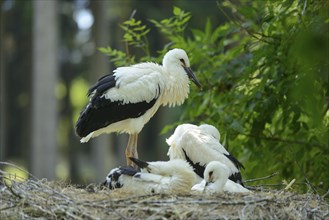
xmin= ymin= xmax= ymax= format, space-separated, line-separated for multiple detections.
xmin=173 ymin=6 xmax=181 ymax=16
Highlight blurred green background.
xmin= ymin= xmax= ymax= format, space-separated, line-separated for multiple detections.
xmin=1 ymin=0 xmax=328 ymax=194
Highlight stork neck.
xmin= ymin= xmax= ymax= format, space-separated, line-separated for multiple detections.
xmin=161 ymin=68 xmax=190 ymax=107
xmin=211 ymin=178 xmax=227 ymax=191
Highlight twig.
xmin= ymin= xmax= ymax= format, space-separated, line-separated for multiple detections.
xmin=253 ymin=183 xmax=286 ymax=187
xmin=124 ymin=9 xmax=137 ymax=57
xmin=216 ymin=1 xmax=274 ymax=44
xmin=278 ymin=179 xmax=296 ymax=195
xmin=0 ymin=204 xmax=18 ymax=212
xmin=3 ymin=181 xmax=23 ymax=199
xmin=109 ymin=193 xmax=161 ymax=203
xmin=322 ymin=189 xmax=329 ymax=199
xmin=287 ymin=146 xmax=318 ymax=194
xmin=0 ymin=171 xmax=26 ymax=182
xmin=0 ymin=161 xmax=38 ymax=180
xmin=243 ymin=172 xmax=279 ymax=183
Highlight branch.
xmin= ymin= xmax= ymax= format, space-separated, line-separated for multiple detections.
xmin=322 ymin=189 xmax=329 ymax=199
xmin=243 ymin=172 xmax=279 ymax=183
xmin=124 ymin=9 xmax=137 ymax=57
xmin=4 ymin=181 xmax=23 ymax=199
xmin=216 ymin=1 xmax=275 ymax=44
xmin=0 ymin=161 xmax=38 ymax=180
xmin=278 ymin=178 xmax=296 ymax=195
xmin=288 ymin=146 xmax=318 ymax=194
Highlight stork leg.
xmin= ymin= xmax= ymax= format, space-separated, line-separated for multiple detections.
xmin=125 ymin=133 xmax=139 ymax=168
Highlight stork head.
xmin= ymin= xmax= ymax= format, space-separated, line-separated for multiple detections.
xmin=199 ymin=124 xmax=220 ymax=141
xmin=204 ymin=161 xmax=230 ymax=191
xmin=163 ymin=49 xmax=202 ymax=89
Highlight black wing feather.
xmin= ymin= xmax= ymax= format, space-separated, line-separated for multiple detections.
xmin=76 ymin=73 xmax=158 ymax=137
xmin=118 ymin=166 xmax=140 ymax=176
xmin=183 ymin=149 xmax=244 ymax=185
xmin=76 ymin=97 xmax=157 ymax=137
xmin=229 ymin=172 xmax=244 ymax=186
xmin=224 ymin=153 xmax=245 ymax=170
xmin=183 ymin=149 xmax=205 ymax=178
xmin=87 ymin=74 xmax=116 ymax=96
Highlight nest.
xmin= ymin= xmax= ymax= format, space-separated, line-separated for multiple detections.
xmin=1 ymin=179 xmax=328 ymax=219
xmin=1 ymin=164 xmax=328 ymax=219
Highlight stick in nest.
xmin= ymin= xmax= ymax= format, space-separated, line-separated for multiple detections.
xmin=0 ymin=162 xmax=38 ymax=180
xmin=278 ymin=178 xmax=296 ymax=195
xmin=243 ymin=172 xmax=279 ymax=183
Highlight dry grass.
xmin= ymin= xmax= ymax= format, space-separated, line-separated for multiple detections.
xmin=1 ymin=165 xmax=329 ymax=219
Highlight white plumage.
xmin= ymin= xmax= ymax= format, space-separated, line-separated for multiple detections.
xmin=103 ymin=158 xmax=196 ymax=195
xmin=192 ymin=161 xmax=250 ymax=193
xmin=76 ymin=49 xmax=201 ymax=167
xmin=166 ymin=123 xmax=244 ymax=185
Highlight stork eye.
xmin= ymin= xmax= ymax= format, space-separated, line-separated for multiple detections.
xmin=180 ymin=58 xmax=186 ymax=66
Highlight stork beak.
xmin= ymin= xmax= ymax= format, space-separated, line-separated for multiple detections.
xmin=203 ymin=182 xmax=209 ymax=193
xmin=183 ymin=66 xmax=202 ymax=90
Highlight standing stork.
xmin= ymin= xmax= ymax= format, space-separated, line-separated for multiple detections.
xmin=75 ymin=49 xmax=201 ymax=167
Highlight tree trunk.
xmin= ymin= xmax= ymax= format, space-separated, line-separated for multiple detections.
xmin=90 ymin=1 xmax=115 ymax=182
xmin=0 ymin=0 xmax=6 ymax=164
xmin=30 ymin=1 xmax=58 ymax=179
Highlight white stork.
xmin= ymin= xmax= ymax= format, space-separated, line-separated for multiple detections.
xmin=75 ymin=49 xmax=201 ymax=167
xmin=166 ymin=123 xmax=245 ymax=185
xmin=192 ymin=161 xmax=250 ymax=193
xmin=103 ymin=157 xmax=196 ymax=195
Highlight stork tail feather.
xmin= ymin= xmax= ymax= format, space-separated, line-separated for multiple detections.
xmin=129 ymin=157 xmax=149 ymax=169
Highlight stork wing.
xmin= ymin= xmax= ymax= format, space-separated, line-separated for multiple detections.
xmin=134 ymin=173 xmax=170 ymax=185
xmin=104 ymin=63 xmax=164 ymax=104
xmin=197 ymin=133 xmax=245 ymax=170
xmin=168 ymin=129 xmax=240 ymax=176
xmin=224 ymin=179 xmax=250 ymax=193
xmin=75 ymin=64 xmax=163 ymax=137
xmin=178 ymin=129 xmax=229 ymax=163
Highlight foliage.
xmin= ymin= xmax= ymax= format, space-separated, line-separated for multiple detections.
xmin=98 ymin=47 xmax=136 ymax=67
xmin=150 ymin=6 xmax=191 ymax=43
xmin=99 ymin=0 xmax=329 ymax=193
